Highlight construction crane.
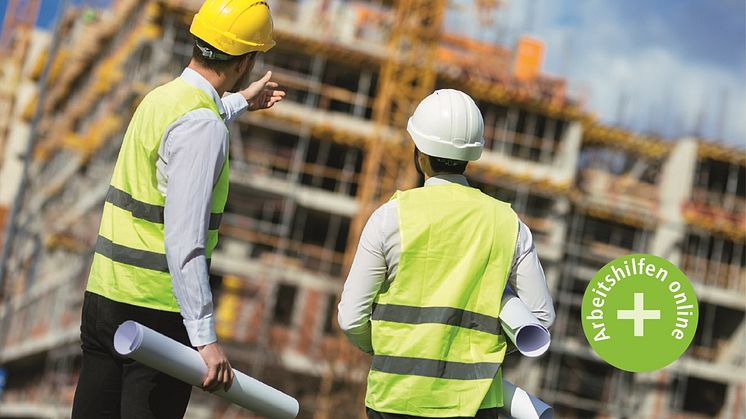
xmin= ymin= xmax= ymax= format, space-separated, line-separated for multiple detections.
xmin=347 ymin=0 xmax=447 ymax=261
xmin=0 ymin=0 xmax=41 ymax=53
xmin=328 ymin=4 xmax=447 ymax=408
xmin=346 ymin=0 xmax=504 ymax=269
xmin=0 ymin=0 xmax=41 ymax=232
xmin=0 ymin=0 xmax=41 ymax=150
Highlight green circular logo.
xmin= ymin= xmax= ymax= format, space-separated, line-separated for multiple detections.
xmin=581 ymin=254 xmax=699 ymax=372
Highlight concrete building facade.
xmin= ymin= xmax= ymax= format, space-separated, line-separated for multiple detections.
xmin=0 ymin=1 xmax=743 ymax=418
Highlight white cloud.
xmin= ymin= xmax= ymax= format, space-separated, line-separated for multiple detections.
xmin=575 ymin=46 xmax=744 ymax=141
xmin=447 ymin=0 xmax=746 ymax=147
xmin=537 ymin=0 xmax=746 ymax=147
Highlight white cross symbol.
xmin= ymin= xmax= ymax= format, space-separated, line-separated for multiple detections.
xmin=617 ymin=293 xmax=660 ymax=337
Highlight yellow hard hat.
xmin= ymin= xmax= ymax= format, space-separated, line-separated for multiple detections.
xmin=190 ymin=0 xmax=275 ymax=57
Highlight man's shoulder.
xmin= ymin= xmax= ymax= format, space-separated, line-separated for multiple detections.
xmin=374 ymin=199 xmax=398 ymax=217
xmin=367 ymin=199 xmax=399 ymax=230
xmin=142 ymin=78 xmax=182 ymax=101
xmin=467 ymin=187 xmax=514 ymax=210
xmin=142 ymin=77 xmax=219 ymax=115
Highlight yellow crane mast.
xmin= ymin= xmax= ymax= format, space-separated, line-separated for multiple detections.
xmin=324 ymin=2 xmax=447 ymax=417
xmin=346 ymin=0 xmax=448 ymax=269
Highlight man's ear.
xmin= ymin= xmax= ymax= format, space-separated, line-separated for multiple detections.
xmin=237 ymin=52 xmax=257 ymax=73
xmin=236 ymin=55 xmax=249 ymax=73
xmin=418 ymin=151 xmax=431 ymax=175
xmin=418 ymin=152 xmax=427 ymax=168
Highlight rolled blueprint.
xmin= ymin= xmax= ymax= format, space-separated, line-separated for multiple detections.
xmin=498 ymin=379 xmax=553 ymax=419
xmin=114 ymin=321 xmax=299 ymax=419
xmin=499 ymin=293 xmax=550 ymax=357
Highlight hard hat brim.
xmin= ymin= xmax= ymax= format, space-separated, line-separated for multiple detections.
xmin=408 ymin=118 xmax=483 ymax=161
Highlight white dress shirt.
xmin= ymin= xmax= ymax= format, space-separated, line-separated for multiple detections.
xmin=157 ymin=68 xmax=248 ymax=347
xmin=338 ymin=174 xmax=556 ymax=353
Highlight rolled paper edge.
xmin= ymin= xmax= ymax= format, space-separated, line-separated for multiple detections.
xmin=114 ymin=320 xmax=143 ymax=356
xmin=498 ymin=379 xmax=553 ymax=419
xmin=500 ymin=296 xmax=551 ymax=357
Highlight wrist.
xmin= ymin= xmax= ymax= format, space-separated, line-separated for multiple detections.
xmin=184 ymin=316 xmax=217 ymax=347
xmin=239 ymin=91 xmax=251 ymax=104
xmin=197 ymin=342 xmax=214 ymax=350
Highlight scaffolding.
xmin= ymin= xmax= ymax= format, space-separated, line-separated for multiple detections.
xmin=0 ymin=1 xmax=744 ymax=418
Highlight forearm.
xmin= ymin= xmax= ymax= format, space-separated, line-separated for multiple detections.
xmin=338 ymin=315 xmax=373 ymax=354
xmin=338 ymin=208 xmax=388 ymax=354
xmin=163 ymin=195 xmax=217 ymax=347
xmin=338 ymin=256 xmax=381 ymax=354
xmin=221 ymin=92 xmax=249 ymax=123
xmin=512 ymin=256 xmax=555 ymax=328
xmin=166 ymin=243 xmax=216 ymax=346
xmin=509 ymin=222 xmax=556 ymax=328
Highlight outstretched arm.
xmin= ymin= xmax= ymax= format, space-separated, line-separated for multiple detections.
xmin=222 ymin=71 xmax=286 ymax=123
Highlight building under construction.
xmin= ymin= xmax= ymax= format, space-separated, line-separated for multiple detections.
xmin=0 ymin=0 xmax=744 ymax=418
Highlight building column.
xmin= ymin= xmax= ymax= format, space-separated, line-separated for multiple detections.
xmin=650 ymin=138 xmax=698 ymax=265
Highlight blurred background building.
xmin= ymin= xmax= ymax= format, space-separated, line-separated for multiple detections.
xmin=0 ymin=0 xmax=743 ymax=418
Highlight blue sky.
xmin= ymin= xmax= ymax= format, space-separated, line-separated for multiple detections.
xmin=449 ymin=0 xmax=746 ymax=147
xmin=0 ymin=0 xmax=109 ymax=31
xmin=2 ymin=0 xmax=745 ymax=146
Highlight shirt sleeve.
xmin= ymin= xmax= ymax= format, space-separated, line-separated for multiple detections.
xmin=508 ymin=220 xmax=556 ymax=329
xmin=337 ymin=206 xmax=388 ymax=354
xmin=221 ymin=92 xmax=249 ymax=123
xmin=162 ymin=112 xmax=228 ymax=347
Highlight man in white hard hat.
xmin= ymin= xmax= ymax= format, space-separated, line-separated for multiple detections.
xmin=338 ymin=89 xmax=555 ymax=419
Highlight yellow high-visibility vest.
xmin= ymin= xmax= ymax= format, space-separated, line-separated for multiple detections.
xmin=366 ymin=182 xmax=518 ymax=417
xmin=87 ymin=77 xmax=229 ymax=312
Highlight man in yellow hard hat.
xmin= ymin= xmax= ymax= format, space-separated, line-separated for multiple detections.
xmin=338 ymin=90 xmax=554 ymax=419
xmin=71 ymin=2 xmax=283 ymax=417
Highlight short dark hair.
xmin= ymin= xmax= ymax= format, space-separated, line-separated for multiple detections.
xmin=192 ymin=38 xmax=255 ymax=72
xmin=428 ymin=155 xmax=468 ymax=174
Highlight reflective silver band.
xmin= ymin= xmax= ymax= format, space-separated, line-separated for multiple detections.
xmin=371 ymin=354 xmax=501 ymax=380
xmin=95 ymin=235 xmax=169 ymax=273
xmin=106 ymin=186 xmax=222 ymax=230
xmin=95 ymin=235 xmax=212 ymax=273
xmin=371 ymin=303 xmax=501 ymax=336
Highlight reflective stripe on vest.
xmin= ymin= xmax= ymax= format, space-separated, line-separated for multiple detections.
xmin=366 ymin=183 xmax=518 ymax=417
xmin=371 ymin=303 xmax=501 ymax=336
xmin=87 ymin=77 xmax=229 ymax=312
xmin=105 ymin=185 xmax=223 ymax=229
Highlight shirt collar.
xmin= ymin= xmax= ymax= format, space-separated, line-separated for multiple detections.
xmin=180 ymin=68 xmax=226 ymax=118
xmin=424 ymin=174 xmax=470 ymax=187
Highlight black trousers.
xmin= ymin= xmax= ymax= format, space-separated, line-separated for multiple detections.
xmin=72 ymin=291 xmax=192 ymax=419
xmin=367 ymin=407 xmax=499 ymax=419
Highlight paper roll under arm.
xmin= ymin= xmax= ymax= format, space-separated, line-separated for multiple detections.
xmin=498 ymin=379 xmax=553 ymax=419
xmin=499 ymin=293 xmax=551 ymax=357
xmin=114 ymin=321 xmax=299 ymax=419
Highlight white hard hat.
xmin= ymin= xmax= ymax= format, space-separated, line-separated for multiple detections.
xmin=407 ymin=89 xmax=484 ymax=161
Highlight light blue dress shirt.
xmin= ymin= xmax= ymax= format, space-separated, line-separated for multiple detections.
xmin=157 ymin=68 xmax=248 ymax=347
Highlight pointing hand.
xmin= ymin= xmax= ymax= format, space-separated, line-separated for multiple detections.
xmin=239 ymin=70 xmax=286 ymax=111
